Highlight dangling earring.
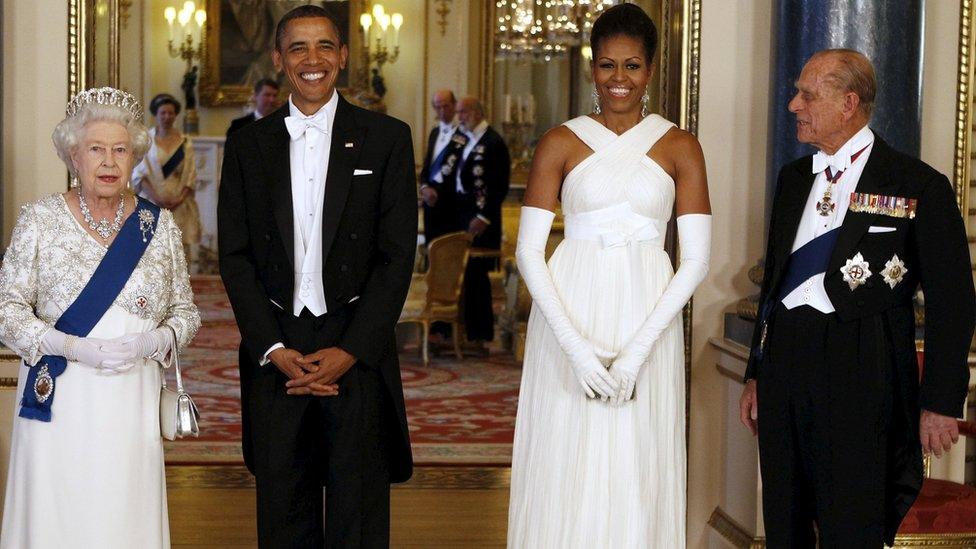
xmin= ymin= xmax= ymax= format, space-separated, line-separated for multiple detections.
xmin=640 ymin=92 xmax=650 ymax=118
xmin=70 ymin=175 xmax=79 ymax=189
xmin=592 ymin=87 xmax=602 ymax=115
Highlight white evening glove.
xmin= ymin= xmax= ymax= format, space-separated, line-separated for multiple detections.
xmin=516 ymin=206 xmax=619 ymax=399
xmin=609 ymin=213 xmax=711 ymax=405
xmin=39 ymin=328 xmax=134 ymax=373
xmin=100 ymin=327 xmax=176 ymax=366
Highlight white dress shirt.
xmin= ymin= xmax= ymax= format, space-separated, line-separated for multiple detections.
xmin=782 ymin=125 xmax=874 ymax=313
xmin=429 ymin=121 xmax=457 ymax=184
xmin=262 ymin=92 xmax=338 ymax=364
xmin=432 ymin=121 xmax=457 ymax=163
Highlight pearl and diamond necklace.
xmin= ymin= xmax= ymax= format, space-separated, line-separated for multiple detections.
xmin=78 ymin=190 xmax=125 ymax=241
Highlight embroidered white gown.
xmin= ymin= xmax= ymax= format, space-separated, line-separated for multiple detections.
xmin=508 ymin=115 xmax=686 ymax=548
xmin=0 ymin=194 xmax=200 ymax=549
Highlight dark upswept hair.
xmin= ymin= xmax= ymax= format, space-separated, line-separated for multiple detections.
xmin=148 ymin=93 xmax=181 ymax=116
xmin=590 ymin=3 xmax=659 ymax=62
xmin=253 ymin=78 xmax=280 ymax=95
xmin=274 ymin=4 xmax=345 ymax=51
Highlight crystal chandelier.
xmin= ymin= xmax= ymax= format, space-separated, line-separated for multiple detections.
xmin=495 ymin=0 xmax=619 ymax=61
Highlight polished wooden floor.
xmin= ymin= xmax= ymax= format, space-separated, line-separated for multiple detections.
xmin=167 ymin=466 xmax=510 ymax=548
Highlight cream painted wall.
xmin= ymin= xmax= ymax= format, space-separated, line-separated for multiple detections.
xmin=921 ymin=2 xmax=961 ymax=179
xmin=690 ymin=2 xmax=772 ymax=547
xmin=1 ymin=0 xmax=69 ymax=246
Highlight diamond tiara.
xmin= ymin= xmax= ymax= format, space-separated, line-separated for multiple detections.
xmin=66 ymin=87 xmax=144 ymax=122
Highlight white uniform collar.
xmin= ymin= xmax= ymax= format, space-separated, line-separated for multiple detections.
xmin=463 ymin=119 xmax=489 ymax=143
xmin=812 ymin=125 xmax=874 ymax=174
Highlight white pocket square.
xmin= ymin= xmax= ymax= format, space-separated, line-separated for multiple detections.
xmin=353 ymin=169 xmax=373 ymax=176
xmin=868 ymin=226 xmax=897 ymax=233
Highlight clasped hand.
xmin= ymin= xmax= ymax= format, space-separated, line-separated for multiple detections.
xmin=270 ymin=347 xmax=357 ymax=397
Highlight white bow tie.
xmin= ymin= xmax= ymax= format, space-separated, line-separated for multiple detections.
xmin=812 ymin=149 xmax=851 ymax=175
xmin=285 ymin=115 xmax=328 ymax=140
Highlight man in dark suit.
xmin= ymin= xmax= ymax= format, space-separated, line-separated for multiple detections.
xmin=418 ymin=89 xmax=463 ymax=244
xmin=447 ymin=96 xmax=510 ymax=345
xmin=226 ymin=78 xmax=281 ymax=137
xmin=739 ymin=49 xmax=974 ymax=548
xmin=217 ymin=5 xmax=416 ymax=547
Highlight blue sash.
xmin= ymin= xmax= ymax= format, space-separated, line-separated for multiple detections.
xmin=19 ymin=198 xmax=161 ymax=422
xmin=160 ymin=141 xmax=185 ymax=180
xmin=754 ymin=227 xmax=841 ymax=360
xmin=428 ymin=132 xmax=466 ymax=183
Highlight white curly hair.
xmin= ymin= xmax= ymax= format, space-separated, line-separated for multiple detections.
xmin=51 ymin=103 xmax=151 ymax=177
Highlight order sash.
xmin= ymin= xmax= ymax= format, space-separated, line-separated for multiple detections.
xmin=160 ymin=140 xmax=185 ymax=180
xmin=753 ymin=227 xmax=841 ymax=361
xmin=19 ymin=198 xmax=161 ymax=422
xmin=428 ymin=132 xmax=467 ymax=184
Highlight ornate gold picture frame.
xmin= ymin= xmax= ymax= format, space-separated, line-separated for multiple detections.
xmin=198 ymin=0 xmax=366 ymax=107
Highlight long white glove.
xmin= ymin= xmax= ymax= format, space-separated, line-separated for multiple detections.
xmin=100 ymin=327 xmax=176 ymax=366
xmin=609 ymin=213 xmax=711 ymax=405
xmin=516 ymin=206 xmax=619 ymax=399
xmin=40 ymin=328 xmax=133 ymax=373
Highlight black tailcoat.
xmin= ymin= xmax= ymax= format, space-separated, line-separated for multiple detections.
xmin=746 ymin=136 xmax=974 ymax=544
xmin=451 ymin=126 xmax=511 ymax=249
xmin=418 ymin=125 xmax=464 ymax=242
xmin=218 ymin=96 xmax=417 ymax=485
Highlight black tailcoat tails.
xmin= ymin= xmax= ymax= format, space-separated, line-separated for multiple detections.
xmin=218 ymin=95 xmax=417 ymax=548
xmin=447 ymin=126 xmax=510 ymax=341
xmin=746 ymin=136 xmax=975 ymax=548
xmin=418 ymin=126 xmax=463 ymax=242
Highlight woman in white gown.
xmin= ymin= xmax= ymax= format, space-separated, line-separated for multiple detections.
xmin=508 ymin=5 xmax=711 ymax=548
xmin=0 ymin=87 xmax=200 ymax=548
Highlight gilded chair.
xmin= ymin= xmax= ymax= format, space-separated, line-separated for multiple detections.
xmin=398 ymin=231 xmax=473 ymax=366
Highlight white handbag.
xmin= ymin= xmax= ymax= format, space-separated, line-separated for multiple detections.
xmin=159 ymin=336 xmax=200 ymax=441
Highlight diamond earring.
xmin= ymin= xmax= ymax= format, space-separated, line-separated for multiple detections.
xmin=640 ymin=92 xmax=650 ymax=118
xmin=70 ymin=176 xmax=79 ymax=188
xmin=592 ymin=87 xmax=602 ymax=115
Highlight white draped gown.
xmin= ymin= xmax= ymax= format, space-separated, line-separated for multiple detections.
xmin=0 ymin=194 xmax=200 ymax=549
xmin=508 ymin=115 xmax=686 ymax=548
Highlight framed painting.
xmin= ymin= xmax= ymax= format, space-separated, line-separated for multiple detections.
xmin=199 ymin=0 xmax=365 ymax=107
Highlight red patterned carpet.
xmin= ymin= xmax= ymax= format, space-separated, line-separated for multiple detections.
xmin=164 ymin=276 xmax=519 ymax=465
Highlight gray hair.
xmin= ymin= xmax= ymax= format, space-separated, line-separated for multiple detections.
xmin=51 ymin=103 xmax=151 ymax=176
xmin=810 ymin=48 xmax=877 ymax=118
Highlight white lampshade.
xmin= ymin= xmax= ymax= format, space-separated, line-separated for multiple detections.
xmin=372 ymin=4 xmax=385 ymax=20
xmin=379 ymin=13 xmax=390 ymax=31
xmin=392 ymin=13 xmax=403 ymax=30
xmin=194 ymin=8 xmax=206 ymax=27
xmin=164 ymin=6 xmax=176 ymax=24
xmin=360 ymin=13 xmax=372 ymax=31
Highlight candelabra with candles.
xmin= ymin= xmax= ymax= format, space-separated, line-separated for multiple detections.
xmin=358 ymin=4 xmax=403 ymax=97
xmin=163 ymin=1 xmax=207 ymax=134
xmin=501 ymin=94 xmax=536 ymax=172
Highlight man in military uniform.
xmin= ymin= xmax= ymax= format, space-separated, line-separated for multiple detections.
xmin=446 ymin=96 xmax=511 ymax=346
xmin=418 ymin=89 xmax=464 ymax=244
xmin=739 ymin=49 xmax=975 ymax=548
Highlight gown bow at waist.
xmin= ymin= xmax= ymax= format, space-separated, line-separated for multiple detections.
xmin=563 ymin=203 xmax=667 ymax=250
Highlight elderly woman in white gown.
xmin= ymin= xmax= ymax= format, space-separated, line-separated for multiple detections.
xmin=0 ymin=87 xmax=200 ymax=548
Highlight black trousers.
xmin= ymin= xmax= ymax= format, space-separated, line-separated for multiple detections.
xmin=463 ymin=257 xmax=495 ymax=341
xmin=757 ymin=304 xmax=891 ymax=549
xmin=251 ymin=310 xmax=392 ymax=549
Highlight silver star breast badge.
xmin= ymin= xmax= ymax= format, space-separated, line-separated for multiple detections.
xmin=841 ymin=252 xmax=872 ymax=290
xmin=881 ymin=254 xmax=908 ymax=289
